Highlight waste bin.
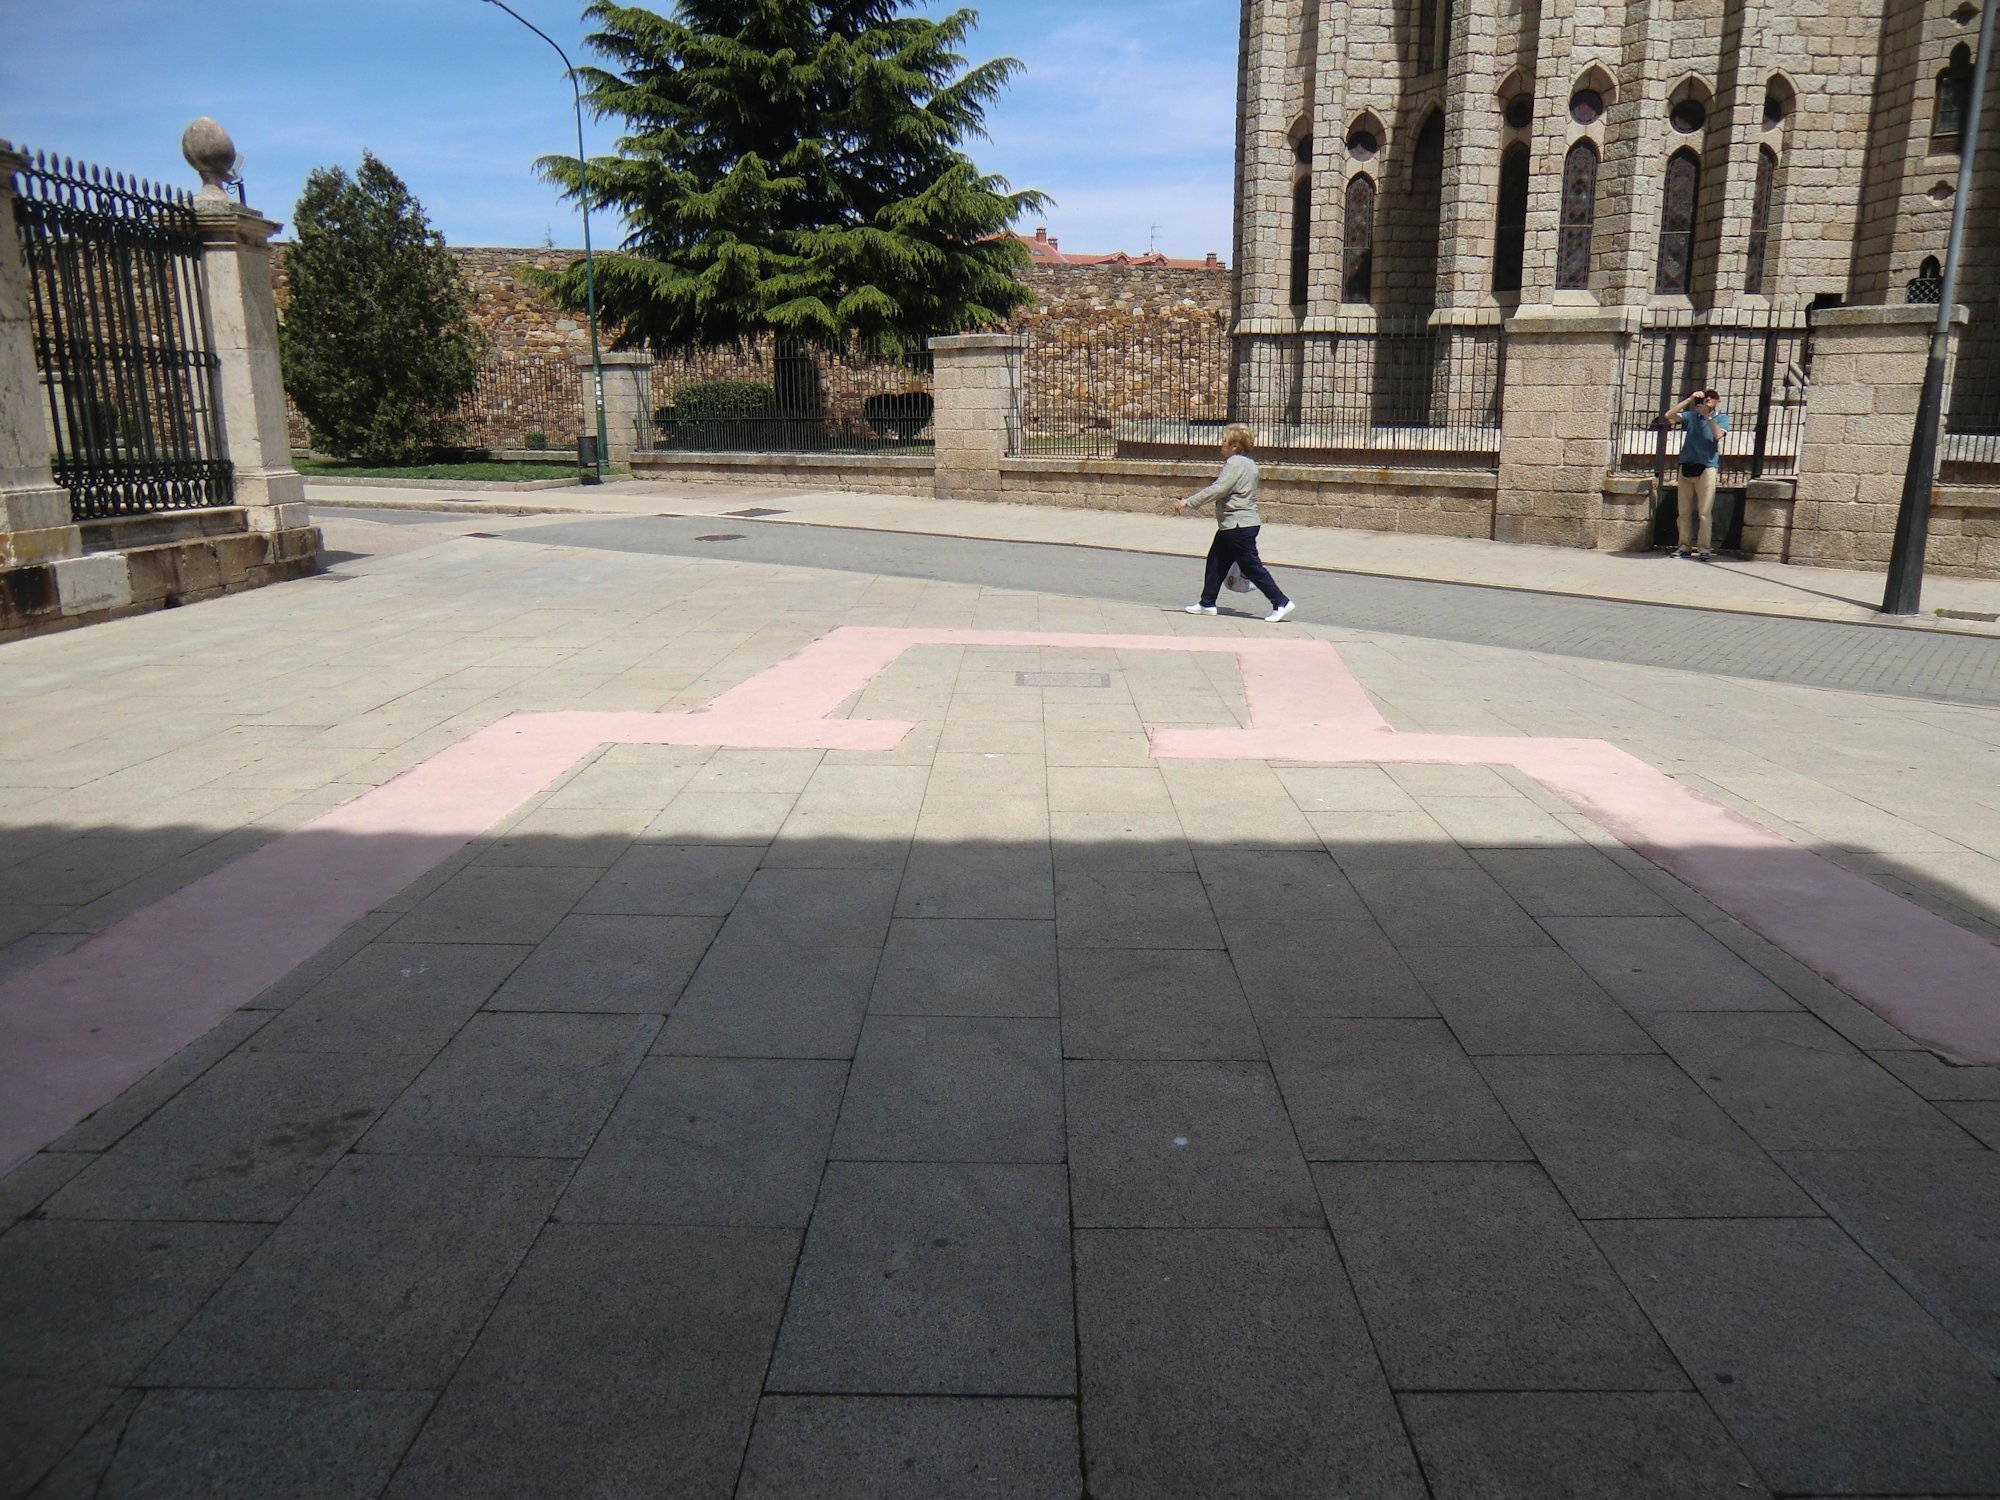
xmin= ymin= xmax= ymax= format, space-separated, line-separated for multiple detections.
xmin=576 ymin=433 xmax=602 ymax=485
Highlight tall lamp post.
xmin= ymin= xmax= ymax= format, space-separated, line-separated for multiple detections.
xmin=480 ymin=0 xmax=609 ymax=481
xmin=1883 ymin=0 xmax=1997 ymax=614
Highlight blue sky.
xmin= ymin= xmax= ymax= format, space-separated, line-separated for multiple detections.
xmin=3 ymin=0 xmax=1237 ymax=261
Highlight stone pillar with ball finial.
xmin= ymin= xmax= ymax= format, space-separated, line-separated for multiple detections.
xmin=182 ymin=118 xmax=306 ymax=527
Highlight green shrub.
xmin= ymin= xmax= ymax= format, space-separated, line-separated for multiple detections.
xmin=671 ymin=380 xmax=777 ymax=421
xmin=524 ymin=428 xmax=549 ymax=450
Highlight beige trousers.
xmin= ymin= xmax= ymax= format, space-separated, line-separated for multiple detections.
xmin=1676 ymin=465 xmax=1717 ymax=551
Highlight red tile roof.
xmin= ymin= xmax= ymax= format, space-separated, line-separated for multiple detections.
xmin=1012 ymin=227 xmax=1225 ymax=271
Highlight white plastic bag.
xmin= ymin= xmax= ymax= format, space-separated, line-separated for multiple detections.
xmin=1223 ymin=564 xmax=1252 ymax=593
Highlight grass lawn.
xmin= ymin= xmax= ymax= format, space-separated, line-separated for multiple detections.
xmin=294 ymin=458 xmax=585 ymax=482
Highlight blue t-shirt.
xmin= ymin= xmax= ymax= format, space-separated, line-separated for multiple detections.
xmin=1679 ymin=408 xmax=1730 ymax=469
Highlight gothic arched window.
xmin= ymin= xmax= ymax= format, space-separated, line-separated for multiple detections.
xmin=1745 ymin=146 xmax=1778 ymax=296
xmin=1656 ymin=148 xmax=1701 ymax=296
xmin=1556 ymin=140 xmax=1598 ymax=291
xmin=1493 ymin=144 xmax=1530 ymax=294
xmin=1343 ymin=173 xmax=1376 ymax=302
xmin=1936 ymin=45 xmax=1974 ymax=147
xmin=1290 ymin=179 xmax=1313 ymax=308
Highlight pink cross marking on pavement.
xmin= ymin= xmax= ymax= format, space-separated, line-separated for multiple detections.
xmin=1 ymin=625 xmax=1994 ymax=1176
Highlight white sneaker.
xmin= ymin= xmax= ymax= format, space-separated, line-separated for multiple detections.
xmin=1264 ymin=601 xmax=1296 ymax=623
xmin=1184 ymin=603 xmax=1216 ymax=615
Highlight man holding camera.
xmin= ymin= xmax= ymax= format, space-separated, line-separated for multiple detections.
xmin=1663 ymin=388 xmax=1729 ymax=560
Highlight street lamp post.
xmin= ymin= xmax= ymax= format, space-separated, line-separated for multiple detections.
xmin=480 ymin=0 xmax=609 ymax=481
xmin=1882 ymin=0 xmax=1997 ymax=614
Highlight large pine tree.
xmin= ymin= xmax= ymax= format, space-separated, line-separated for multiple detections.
xmin=537 ymin=0 xmax=1044 ymax=359
xmin=280 ymin=155 xmax=486 ymax=463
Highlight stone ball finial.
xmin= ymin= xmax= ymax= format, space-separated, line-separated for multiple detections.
xmin=181 ymin=117 xmax=237 ymax=203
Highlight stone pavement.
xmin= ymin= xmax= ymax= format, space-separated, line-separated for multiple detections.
xmin=306 ymin=474 xmax=2000 ymax=635
xmin=1 ymin=515 xmax=1999 ymax=1497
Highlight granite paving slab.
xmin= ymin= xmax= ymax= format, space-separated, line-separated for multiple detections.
xmin=482 ymin=914 xmax=718 ymax=1013
xmin=1222 ymin=918 xmax=1436 ymax=1019
xmin=1058 ymin=949 xmax=1264 ymax=1059
xmin=869 ymin=918 xmax=1059 ymax=1017
xmin=386 ymin=1225 xmax=798 ymax=1499
xmin=1075 ymin=1228 xmax=1423 ymax=1499
xmin=1640 ymin=1013 xmax=1980 ymax=1152
xmin=46 ymin=1010 xmax=272 ymax=1153
xmin=833 ymin=1016 xmax=1064 ymax=1163
xmin=1779 ymin=1150 xmax=2000 ymax=1370
xmin=1066 ymin=1061 xmax=1322 ymax=1227
xmin=0 ymin=1378 xmax=122 ymax=1500
xmin=249 ymin=941 xmax=531 ymax=1052
xmin=92 ymin=1389 xmax=435 ymax=1500
xmin=897 ymin=844 xmax=1057 ymax=920
xmin=765 ymin=1162 xmax=1073 ymax=1396
xmin=1400 ymin=944 xmax=1656 ymax=1055
xmin=657 ymin=932 xmax=880 ymax=1058
xmin=572 ymin=842 xmax=763 ymax=916
xmin=1592 ymin=1217 xmax=2000 ymax=1495
xmin=1191 ymin=848 xmax=1368 ymax=921
xmin=736 ymin=1396 xmax=1080 ymax=1500
xmin=1317 ymin=1162 xmax=1684 ymax=1391
xmin=1479 ymin=1054 xmax=1817 ymax=1218
xmin=0 ymin=1220 xmax=265 ymax=1383
xmin=1343 ymin=866 xmax=1551 ymax=948
xmin=1264 ymin=1019 xmax=1530 ymax=1162
xmin=1470 ymin=847 xmax=1680 ymax=917
xmin=1054 ymin=870 xmax=1223 ymax=949
xmin=145 ymin=1154 xmax=571 ymax=1389
xmin=357 ymin=1012 xmax=659 ymax=1157
xmin=44 ymin=1048 xmax=421 ymax=1222
xmin=1398 ymin=1392 xmax=1765 ymax=1499
xmin=383 ymin=864 xmax=598 ymax=945
xmin=558 ymin=1056 xmax=846 ymax=1227
xmin=1542 ymin=916 xmax=1799 ymax=1012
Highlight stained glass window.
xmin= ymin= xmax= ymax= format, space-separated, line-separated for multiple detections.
xmin=1656 ymin=148 xmax=1701 ymax=296
xmin=1493 ymin=144 xmax=1530 ymax=294
xmin=1290 ymin=179 xmax=1312 ymax=307
xmin=1745 ymin=146 xmax=1777 ymax=296
xmin=1556 ymin=140 xmax=1598 ymax=290
xmin=1343 ymin=174 xmax=1376 ymax=303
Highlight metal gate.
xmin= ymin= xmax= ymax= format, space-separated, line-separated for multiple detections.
xmin=1616 ymin=310 xmax=1812 ymax=485
xmin=12 ymin=150 xmax=231 ymax=518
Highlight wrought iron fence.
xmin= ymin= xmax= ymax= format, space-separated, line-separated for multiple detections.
xmin=1015 ymin=316 xmax=1503 ymax=462
xmin=1942 ymin=319 xmax=2000 ymax=470
xmin=652 ymin=339 xmax=934 ymax=454
xmin=1615 ymin=311 xmax=1810 ymax=482
xmin=12 ymin=149 xmax=231 ymax=518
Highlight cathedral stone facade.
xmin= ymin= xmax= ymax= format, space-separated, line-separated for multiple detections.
xmin=1227 ymin=0 xmax=2000 ymax=570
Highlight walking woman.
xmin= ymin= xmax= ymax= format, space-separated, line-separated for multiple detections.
xmin=1174 ymin=424 xmax=1295 ymax=621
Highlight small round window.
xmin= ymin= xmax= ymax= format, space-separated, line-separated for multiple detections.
xmin=1670 ymin=98 xmax=1707 ymax=134
xmin=1504 ymin=95 xmax=1534 ymax=129
xmin=1345 ymin=128 xmax=1379 ymax=159
xmin=1568 ymin=89 xmax=1605 ymax=125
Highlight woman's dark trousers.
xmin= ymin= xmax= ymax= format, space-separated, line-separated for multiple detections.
xmin=1201 ymin=525 xmax=1289 ymax=609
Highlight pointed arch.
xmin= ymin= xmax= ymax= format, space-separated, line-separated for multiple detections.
xmin=1343 ymin=173 xmax=1377 ymax=303
xmin=1290 ymin=177 xmax=1313 ymax=308
xmin=1493 ymin=143 xmax=1531 ymax=295
xmin=1557 ymin=139 xmax=1599 ymax=290
xmin=1745 ymin=145 xmax=1779 ymax=296
xmin=1656 ymin=148 xmax=1702 ymax=296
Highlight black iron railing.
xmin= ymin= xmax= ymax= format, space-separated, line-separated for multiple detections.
xmin=1942 ymin=319 xmax=2000 ymax=470
xmin=13 ymin=150 xmax=231 ymax=518
xmin=1616 ymin=311 xmax=1811 ymax=482
xmin=1016 ymin=316 xmax=1503 ymax=463
xmin=653 ymin=340 xmax=934 ymax=455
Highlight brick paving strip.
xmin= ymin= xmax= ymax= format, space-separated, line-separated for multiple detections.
xmin=4 ymin=625 xmax=1998 ymax=1174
